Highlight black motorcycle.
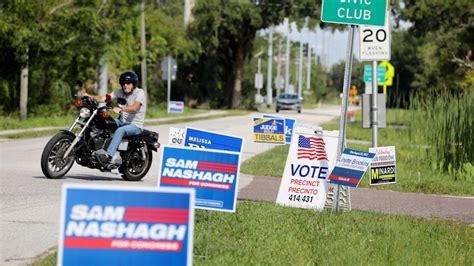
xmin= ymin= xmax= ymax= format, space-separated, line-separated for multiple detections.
xmin=40 ymin=91 xmax=160 ymax=181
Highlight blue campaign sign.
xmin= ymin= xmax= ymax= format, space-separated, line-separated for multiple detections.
xmin=253 ymin=117 xmax=285 ymax=144
xmin=58 ymin=184 xmax=195 ymax=266
xmin=158 ymin=145 xmax=240 ymax=212
xmin=263 ymin=114 xmax=296 ymax=144
xmin=328 ymin=148 xmax=375 ymax=187
xmin=184 ymin=127 xmax=244 ymax=152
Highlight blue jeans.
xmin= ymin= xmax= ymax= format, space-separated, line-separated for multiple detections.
xmin=107 ymin=119 xmax=141 ymax=157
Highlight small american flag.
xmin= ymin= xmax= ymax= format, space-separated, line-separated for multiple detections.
xmin=297 ymin=135 xmax=328 ymax=161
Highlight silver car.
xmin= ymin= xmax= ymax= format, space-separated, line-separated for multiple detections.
xmin=276 ymin=93 xmax=301 ymax=113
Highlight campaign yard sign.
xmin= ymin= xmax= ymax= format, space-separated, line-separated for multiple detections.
xmin=168 ymin=101 xmax=184 ymax=113
xmin=158 ymin=145 xmax=240 ymax=212
xmin=276 ymin=127 xmax=339 ymax=210
xmin=58 ymin=184 xmax=195 ymax=266
xmin=168 ymin=127 xmax=185 ymax=146
xmin=263 ymin=114 xmax=296 ymax=144
xmin=328 ymin=148 xmax=375 ymax=187
xmin=184 ymin=127 xmax=244 ymax=152
xmin=253 ymin=117 xmax=285 ymax=144
xmin=369 ymin=146 xmax=396 ymax=185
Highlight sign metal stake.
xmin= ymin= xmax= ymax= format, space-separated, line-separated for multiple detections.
xmin=371 ymin=60 xmax=378 ymax=148
xmin=195 ymin=210 xmax=213 ymax=260
xmin=332 ymin=25 xmax=356 ymax=212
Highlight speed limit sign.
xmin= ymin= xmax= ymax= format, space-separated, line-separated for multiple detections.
xmin=359 ymin=11 xmax=391 ymax=61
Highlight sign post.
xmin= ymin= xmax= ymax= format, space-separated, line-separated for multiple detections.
xmin=321 ymin=0 xmax=387 ymax=212
xmin=359 ymin=10 xmax=391 ymax=149
xmin=161 ymin=55 xmax=177 ymax=107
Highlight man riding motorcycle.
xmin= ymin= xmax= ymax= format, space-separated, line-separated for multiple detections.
xmin=83 ymin=71 xmax=146 ymax=168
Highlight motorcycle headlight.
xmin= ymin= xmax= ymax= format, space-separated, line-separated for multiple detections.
xmin=79 ymin=107 xmax=91 ymax=118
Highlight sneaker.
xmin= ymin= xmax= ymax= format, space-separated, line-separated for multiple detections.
xmin=95 ymin=149 xmax=111 ymax=165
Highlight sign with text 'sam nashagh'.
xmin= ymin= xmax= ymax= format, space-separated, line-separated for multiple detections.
xmin=158 ymin=145 xmax=241 ymax=212
xmin=58 ymin=184 xmax=195 ymax=266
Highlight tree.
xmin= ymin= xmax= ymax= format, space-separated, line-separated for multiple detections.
xmin=0 ymin=0 xmax=72 ymax=120
xmin=0 ymin=0 xmax=113 ymax=118
xmin=189 ymin=0 xmax=321 ymax=108
xmin=401 ymin=0 xmax=473 ymax=93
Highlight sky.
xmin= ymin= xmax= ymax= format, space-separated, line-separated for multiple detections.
xmin=262 ymin=18 xmax=411 ymax=69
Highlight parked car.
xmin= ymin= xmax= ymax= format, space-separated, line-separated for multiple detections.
xmin=276 ymin=93 xmax=301 ymax=113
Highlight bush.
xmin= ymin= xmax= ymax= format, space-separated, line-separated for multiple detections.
xmin=410 ymin=89 xmax=473 ymax=178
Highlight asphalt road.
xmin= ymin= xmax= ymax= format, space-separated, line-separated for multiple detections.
xmin=0 ymin=106 xmax=346 ymax=265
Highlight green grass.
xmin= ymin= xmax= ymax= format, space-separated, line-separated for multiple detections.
xmin=32 ymin=201 xmax=473 ymax=265
xmin=0 ymin=106 xmax=206 ymax=130
xmin=0 ymin=108 xmax=249 ymax=139
xmin=241 ymin=108 xmax=474 ymax=196
xmin=410 ymin=91 xmax=473 ymax=174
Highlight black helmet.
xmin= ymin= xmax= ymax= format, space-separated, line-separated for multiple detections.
xmin=119 ymin=71 xmax=139 ymax=87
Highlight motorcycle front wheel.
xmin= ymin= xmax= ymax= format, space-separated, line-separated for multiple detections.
xmin=120 ymin=146 xmax=152 ymax=181
xmin=41 ymin=132 xmax=75 ymax=179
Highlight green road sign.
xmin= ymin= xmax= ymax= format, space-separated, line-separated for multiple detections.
xmin=321 ymin=0 xmax=387 ymax=26
xmin=364 ymin=65 xmax=386 ymax=83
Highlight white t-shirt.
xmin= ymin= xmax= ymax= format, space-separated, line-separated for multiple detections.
xmin=110 ymin=88 xmax=146 ymax=128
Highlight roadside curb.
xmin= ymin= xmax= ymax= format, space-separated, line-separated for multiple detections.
xmin=0 ymin=110 xmax=227 ymax=137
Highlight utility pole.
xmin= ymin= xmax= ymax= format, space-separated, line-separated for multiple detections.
xmin=371 ymin=60 xmax=379 ymax=147
xmin=98 ymin=0 xmax=108 ymax=96
xmin=276 ymin=37 xmax=282 ymax=96
xmin=266 ymin=26 xmax=274 ymax=106
xmin=297 ymin=38 xmax=304 ymax=99
xmin=184 ymin=0 xmax=195 ymax=27
xmin=306 ymin=43 xmax=311 ymax=91
xmin=20 ymin=48 xmax=28 ymax=121
xmin=140 ymin=1 xmax=147 ymax=96
xmin=284 ymin=18 xmax=291 ymax=93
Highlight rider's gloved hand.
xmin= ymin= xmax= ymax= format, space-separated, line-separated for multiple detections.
xmin=112 ymin=107 xmax=122 ymax=114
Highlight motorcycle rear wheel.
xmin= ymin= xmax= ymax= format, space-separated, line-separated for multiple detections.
xmin=41 ymin=133 xmax=75 ymax=179
xmin=120 ymin=146 xmax=152 ymax=181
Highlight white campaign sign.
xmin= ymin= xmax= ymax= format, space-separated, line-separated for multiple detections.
xmin=276 ymin=126 xmax=338 ymax=210
xmin=359 ymin=11 xmax=391 ymax=61
xmin=369 ymin=146 xmax=397 ymax=185
xmin=168 ymin=127 xmax=185 ymax=146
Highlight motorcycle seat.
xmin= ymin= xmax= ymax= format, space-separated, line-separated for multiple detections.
xmin=123 ymin=129 xmax=159 ymax=142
